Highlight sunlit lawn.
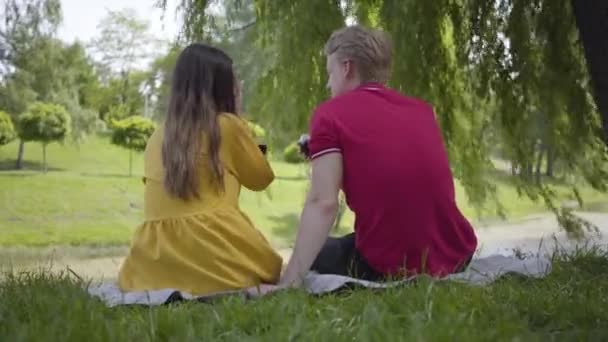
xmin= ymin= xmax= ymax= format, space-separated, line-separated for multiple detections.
xmin=0 ymin=135 xmax=606 ymax=248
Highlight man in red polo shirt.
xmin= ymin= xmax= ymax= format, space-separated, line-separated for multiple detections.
xmin=276 ymin=25 xmax=477 ymax=288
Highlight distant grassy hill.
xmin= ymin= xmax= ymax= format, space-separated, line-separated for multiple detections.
xmin=0 ymin=134 xmax=605 ymax=247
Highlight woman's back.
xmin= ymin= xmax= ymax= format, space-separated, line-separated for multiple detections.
xmin=142 ymin=113 xmax=274 ymax=220
xmin=118 ymin=113 xmax=282 ymax=296
xmin=119 ymin=43 xmax=282 ymax=296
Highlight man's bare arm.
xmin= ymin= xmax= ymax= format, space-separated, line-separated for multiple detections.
xmin=279 ymin=153 xmax=343 ymax=287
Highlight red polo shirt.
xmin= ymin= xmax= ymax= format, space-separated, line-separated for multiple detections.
xmin=308 ymin=83 xmax=477 ymax=276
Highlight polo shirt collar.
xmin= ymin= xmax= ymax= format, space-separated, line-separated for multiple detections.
xmin=356 ymin=82 xmax=385 ymax=91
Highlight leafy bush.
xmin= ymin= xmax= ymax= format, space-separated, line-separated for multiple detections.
xmin=110 ymin=116 xmax=156 ymax=176
xmin=284 ymin=141 xmax=305 ymax=164
xmin=57 ymin=96 xmax=102 ymax=143
xmin=18 ymin=103 xmax=71 ymax=172
xmin=18 ymin=103 xmax=71 ymax=144
xmin=246 ymin=120 xmax=266 ymax=139
xmin=0 ymin=111 xmax=16 ymax=146
xmin=110 ymin=116 xmax=156 ymax=152
xmin=105 ymin=104 xmax=131 ymax=124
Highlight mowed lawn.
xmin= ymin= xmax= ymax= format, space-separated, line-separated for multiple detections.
xmin=2 ymin=136 xmax=608 ymax=340
xmin=0 ymin=136 xmax=308 ymax=248
xmin=0 ymin=135 xmax=606 ymax=248
xmin=1 ymin=249 xmax=608 ymax=340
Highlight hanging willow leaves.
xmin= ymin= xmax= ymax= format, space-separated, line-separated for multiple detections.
xmin=162 ymin=0 xmax=607 ymax=233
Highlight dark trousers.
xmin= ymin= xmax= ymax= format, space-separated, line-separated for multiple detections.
xmin=310 ymin=233 xmax=473 ymax=281
xmin=310 ymin=233 xmax=385 ymax=281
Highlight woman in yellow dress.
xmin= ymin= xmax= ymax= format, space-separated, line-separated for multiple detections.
xmin=118 ymin=43 xmax=282 ymax=296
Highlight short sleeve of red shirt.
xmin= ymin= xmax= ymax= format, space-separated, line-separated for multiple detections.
xmin=308 ymin=108 xmax=341 ymax=160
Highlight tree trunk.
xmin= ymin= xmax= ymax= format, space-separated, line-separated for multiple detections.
xmin=572 ymin=0 xmax=608 ymax=143
xmin=546 ymin=147 xmax=555 ymax=177
xmin=121 ymin=69 xmax=130 ymax=106
xmin=15 ymin=140 xmax=25 ymax=169
xmin=129 ymin=149 xmax=133 ymax=177
xmin=535 ymin=145 xmax=545 ymax=184
xmin=42 ymin=144 xmax=47 ymax=173
xmin=522 ymin=162 xmax=534 ymax=181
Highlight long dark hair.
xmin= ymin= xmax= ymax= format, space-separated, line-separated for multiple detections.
xmin=162 ymin=43 xmax=237 ymax=200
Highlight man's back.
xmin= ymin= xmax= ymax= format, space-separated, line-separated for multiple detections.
xmin=309 ymin=83 xmax=477 ymax=276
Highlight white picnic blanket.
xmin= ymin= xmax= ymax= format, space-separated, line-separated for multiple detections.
xmin=87 ymin=254 xmax=552 ymax=307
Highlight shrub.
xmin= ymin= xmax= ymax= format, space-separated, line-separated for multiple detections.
xmin=284 ymin=141 xmax=305 ymax=164
xmin=18 ymin=103 xmax=71 ymax=172
xmin=110 ymin=116 xmax=156 ymax=176
xmin=246 ymin=120 xmax=266 ymax=139
xmin=0 ymin=111 xmax=16 ymax=146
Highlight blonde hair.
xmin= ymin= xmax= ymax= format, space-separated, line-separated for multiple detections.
xmin=324 ymin=25 xmax=393 ymax=83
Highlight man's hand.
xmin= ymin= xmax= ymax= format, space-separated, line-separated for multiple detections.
xmin=245 ymin=284 xmax=285 ymax=297
xmin=298 ymin=134 xmax=311 ymax=158
xmin=279 ymin=152 xmax=343 ymax=287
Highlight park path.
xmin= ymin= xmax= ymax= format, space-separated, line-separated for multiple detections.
xmin=5 ymin=212 xmax=608 ymax=282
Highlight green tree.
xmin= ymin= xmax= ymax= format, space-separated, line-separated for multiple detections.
xmin=18 ymin=102 xmax=70 ymax=173
xmin=105 ymin=104 xmax=132 ymax=123
xmin=0 ymin=110 xmax=16 ymax=146
xmin=110 ymin=116 xmax=156 ymax=176
xmin=90 ymin=69 xmax=151 ymax=123
xmin=51 ymin=41 xmax=103 ymax=143
xmin=0 ymin=0 xmax=62 ymax=168
xmin=207 ymin=1 xmax=271 ymax=118
xmin=0 ymin=0 xmax=62 ymax=74
xmin=1 ymin=38 xmax=103 ymax=163
xmin=283 ymin=142 xmax=305 ymax=164
xmin=58 ymin=96 xmax=102 ymax=143
xmin=90 ymin=8 xmax=164 ymax=121
xmin=166 ymin=0 xmax=608 ymax=234
xmin=88 ymin=71 xmax=148 ymax=122
xmin=158 ymin=0 xmax=279 ymax=140
xmin=145 ymin=44 xmax=182 ymax=120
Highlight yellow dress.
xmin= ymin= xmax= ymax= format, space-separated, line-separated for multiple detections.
xmin=118 ymin=113 xmax=282 ymax=296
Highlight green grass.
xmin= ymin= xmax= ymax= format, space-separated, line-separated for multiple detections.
xmin=0 ymin=137 xmax=312 ymax=248
xmin=1 ymin=249 xmax=608 ymax=340
xmin=2 ymin=136 xmax=608 ymax=340
xmin=0 ymin=135 xmax=606 ymax=248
